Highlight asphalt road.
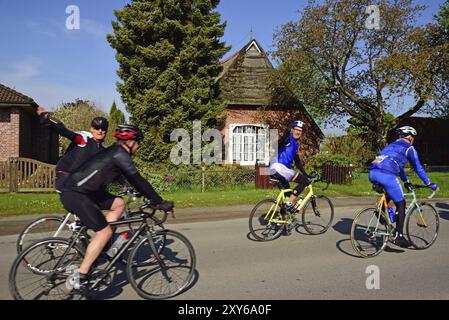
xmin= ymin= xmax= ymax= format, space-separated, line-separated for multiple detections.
xmin=1 ymin=200 xmax=449 ymax=300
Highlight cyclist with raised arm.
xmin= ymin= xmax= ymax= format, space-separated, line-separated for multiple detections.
xmin=369 ymin=126 xmax=439 ymax=247
xmin=37 ymin=107 xmax=126 ymax=226
xmin=60 ymin=124 xmax=174 ymax=293
xmin=269 ymin=120 xmax=313 ymax=214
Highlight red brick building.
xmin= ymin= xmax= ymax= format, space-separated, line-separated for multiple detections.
xmin=0 ymin=84 xmax=58 ymax=163
xmin=217 ymin=39 xmax=324 ymax=165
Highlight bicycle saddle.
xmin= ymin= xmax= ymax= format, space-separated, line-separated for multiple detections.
xmin=372 ymin=183 xmax=385 ymax=194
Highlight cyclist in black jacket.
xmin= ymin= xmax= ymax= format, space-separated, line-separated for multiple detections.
xmin=37 ymin=107 xmax=108 ymax=188
xmin=61 ymin=124 xmax=173 ymax=287
xmin=37 ymin=107 xmax=126 ymax=225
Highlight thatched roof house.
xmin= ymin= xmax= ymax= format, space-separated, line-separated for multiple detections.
xmin=217 ymin=39 xmax=323 ymax=165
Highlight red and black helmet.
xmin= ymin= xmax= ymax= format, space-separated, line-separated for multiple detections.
xmin=113 ymin=124 xmax=144 ymax=142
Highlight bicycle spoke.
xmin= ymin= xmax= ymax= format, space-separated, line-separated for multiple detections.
xmin=350 ymin=208 xmax=388 ymax=258
xmin=302 ymin=195 xmax=334 ymax=235
xmin=127 ymin=230 xmax=195 ymax=299
xmin=249 ymin=199 xmax=284 ymax=241
xmin=10 ymin=238 xmax=84 ymax=300
xmin=406 ymin=204 xmax=439 ymax=249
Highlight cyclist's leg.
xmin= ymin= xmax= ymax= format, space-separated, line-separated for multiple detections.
xmin=60 ymin=191 xmax=112 ymax=276
xmin=269 ymin=163 xmax=296 ymax=197
xmin=290 ymin=173 xmax=310 ymax=202
xmin=371 ymin=171 xmax=408 ymax=245
xmin=378 ymin=176 xmax=406 ymax=233
xmin=270 ymin=172 xmax=290 ymax=192
xmin=94 ymin=191 xmax=125 ymax=223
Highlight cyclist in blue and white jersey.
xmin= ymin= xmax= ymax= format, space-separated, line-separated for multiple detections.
xmin=369 ymin=126 xmax=439 ymax=247
xmin=269 ymin=120 xmax=313 ymax=213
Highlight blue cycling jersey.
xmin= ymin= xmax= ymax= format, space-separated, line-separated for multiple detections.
xmin=370 ymin=138 xmax=430 ymax=185
xmin=271 ymin=134 xmax=300 ymax=169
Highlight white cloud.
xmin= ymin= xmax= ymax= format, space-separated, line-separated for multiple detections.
xmin=0 ymin=59 xmax=120 ymax=112
xmin=0 ymin=60 xmax=42 ymax=86
xmin=25 ymin=20 xmax=57 ymax=37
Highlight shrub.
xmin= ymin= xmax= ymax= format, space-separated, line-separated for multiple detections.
xmin=306 ymin=153 xmax=352 ymax=178
xmin=321 ymin=134 xmax=375 ymax=169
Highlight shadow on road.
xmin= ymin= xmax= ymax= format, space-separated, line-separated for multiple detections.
xmin=294 ymin=224 xmax=313 ymax=236
xmin=336 ymin=239 xmax=360 ymax=258
xmin=246 ymin=232 xmax=262 ymax=242
xmin=336 ymin=238 xmax=405 ymax=258
xmin=332 ymin=218 xmax=353 ymax=236
xmin=383 ymin=245 xmax=405 ymax=254
xmin=87 ymin=262 xmax=200 ymax=300
xmin=436 ymin=202 xmax=449 ymax=221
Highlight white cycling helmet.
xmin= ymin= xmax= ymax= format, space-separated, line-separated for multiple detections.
xmin=396 ymin=126 xmax=417 ymax=137
xmin=291 ymin=120 xmax=305 ymax=130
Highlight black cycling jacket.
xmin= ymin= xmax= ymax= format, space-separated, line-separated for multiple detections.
xmin=47 ymin=122 xmax=106 ymax=173
xmin=63 ymin=144 xmax=163 ymax=203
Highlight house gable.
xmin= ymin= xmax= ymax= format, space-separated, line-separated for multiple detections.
xmin=218 ymin=39 xmax=273 ymax=106
xmin=0 ymin=83 xmax=36 ymax=107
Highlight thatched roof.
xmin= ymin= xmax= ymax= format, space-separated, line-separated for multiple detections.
xmin=218 ymin=39 xmax=324 ymax=138
xmin=218 ymin=39 xmax=273 ymax=105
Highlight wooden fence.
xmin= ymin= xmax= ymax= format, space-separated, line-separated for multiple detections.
xmin=255 ymin=162 xmax=352 ymax=189
xmin=321 ymin=164 xmax=352 ymax=184
xmin=255 ymin=163 xmax=275 ymax=189
xmin=0 ymin=157 xmax=56 ymax=193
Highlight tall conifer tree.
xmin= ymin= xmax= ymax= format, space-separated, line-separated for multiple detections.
xmin=108 ymin=0 xmax=229 ymax=162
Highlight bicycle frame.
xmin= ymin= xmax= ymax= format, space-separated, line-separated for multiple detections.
xmin=46 ymin=212 xmax=73 ymax=238
xmin=365 ymin=194 xmax=392 ymax=238
xmin=265 ymin=183 xmax=316 ymax=225
xmin=45 ymin=190 xmax=147 ymax=238
xmin=404 ymin=187 xmax=435 ymax=228
xmin=371 ymin=186 xmax=435 ymax=236
xmin=48 ymin=213 xmax=164 ymax=292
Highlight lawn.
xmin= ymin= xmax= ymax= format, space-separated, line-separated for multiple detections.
xmin=0 ymin=172 xmax=447 ymax=217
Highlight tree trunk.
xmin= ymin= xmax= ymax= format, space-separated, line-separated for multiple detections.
xmin=372 ymin=123 xmax=389 ymax=154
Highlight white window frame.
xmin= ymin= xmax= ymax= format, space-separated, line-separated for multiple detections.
xmin=228 ymin=124 xmax=269 ymax=165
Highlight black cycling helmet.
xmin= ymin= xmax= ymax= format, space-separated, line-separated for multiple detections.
xmin=91 ymin=117 xmax=109 ymax=131
xmin=113 ymin=124 xmax=144 ymax=142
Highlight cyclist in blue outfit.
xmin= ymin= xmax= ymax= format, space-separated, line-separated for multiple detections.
xmin=369 ymin=126 xmax=439 ymax=247
xmin=269 ymin=120 xmax=313 ymax=214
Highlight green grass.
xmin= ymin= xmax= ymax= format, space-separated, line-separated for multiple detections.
xmin=1 ymin=172 xmax=448 ymax=217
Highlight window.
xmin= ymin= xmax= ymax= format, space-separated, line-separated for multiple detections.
xmin=231 ymin=125 xmax=268 ymax=165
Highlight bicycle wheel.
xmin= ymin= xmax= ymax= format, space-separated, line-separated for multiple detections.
xmin=406 ymin=203 xmax=439 ymax=250
xmin=249 ymin=199 xmax=284 ymax=241
xmin=127 ymin=229 xmax=196 ymax=300
xmin=9 ymin=238 xmax=84 ymax=300
xmin=301 ymin=195 xmax=334 ymax=235
xmin=350 ymin=208 xmax=389 ymax=258
xmin=17 ymin=215 xmax=75 ymax=253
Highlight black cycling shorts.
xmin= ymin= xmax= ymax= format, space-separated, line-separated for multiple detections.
xmin=60 ymin=191 xmax=117 ymax=232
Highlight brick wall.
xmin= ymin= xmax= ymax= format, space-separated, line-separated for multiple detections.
xmin=0 ymin=107 xmax=58 ymax=163
xmin=0 ymin=107 xmax=20 ymax=160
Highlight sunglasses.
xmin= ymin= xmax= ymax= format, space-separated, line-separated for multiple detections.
xmin=93 ymin=126 xmax=108 ymax=132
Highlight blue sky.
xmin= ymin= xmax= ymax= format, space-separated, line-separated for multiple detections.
xmin=0 ymin=0 xmax=445 ymax=134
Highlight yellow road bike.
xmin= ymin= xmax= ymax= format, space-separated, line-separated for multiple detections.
xmin=249 ymin=177 xmax=334 ymax=241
